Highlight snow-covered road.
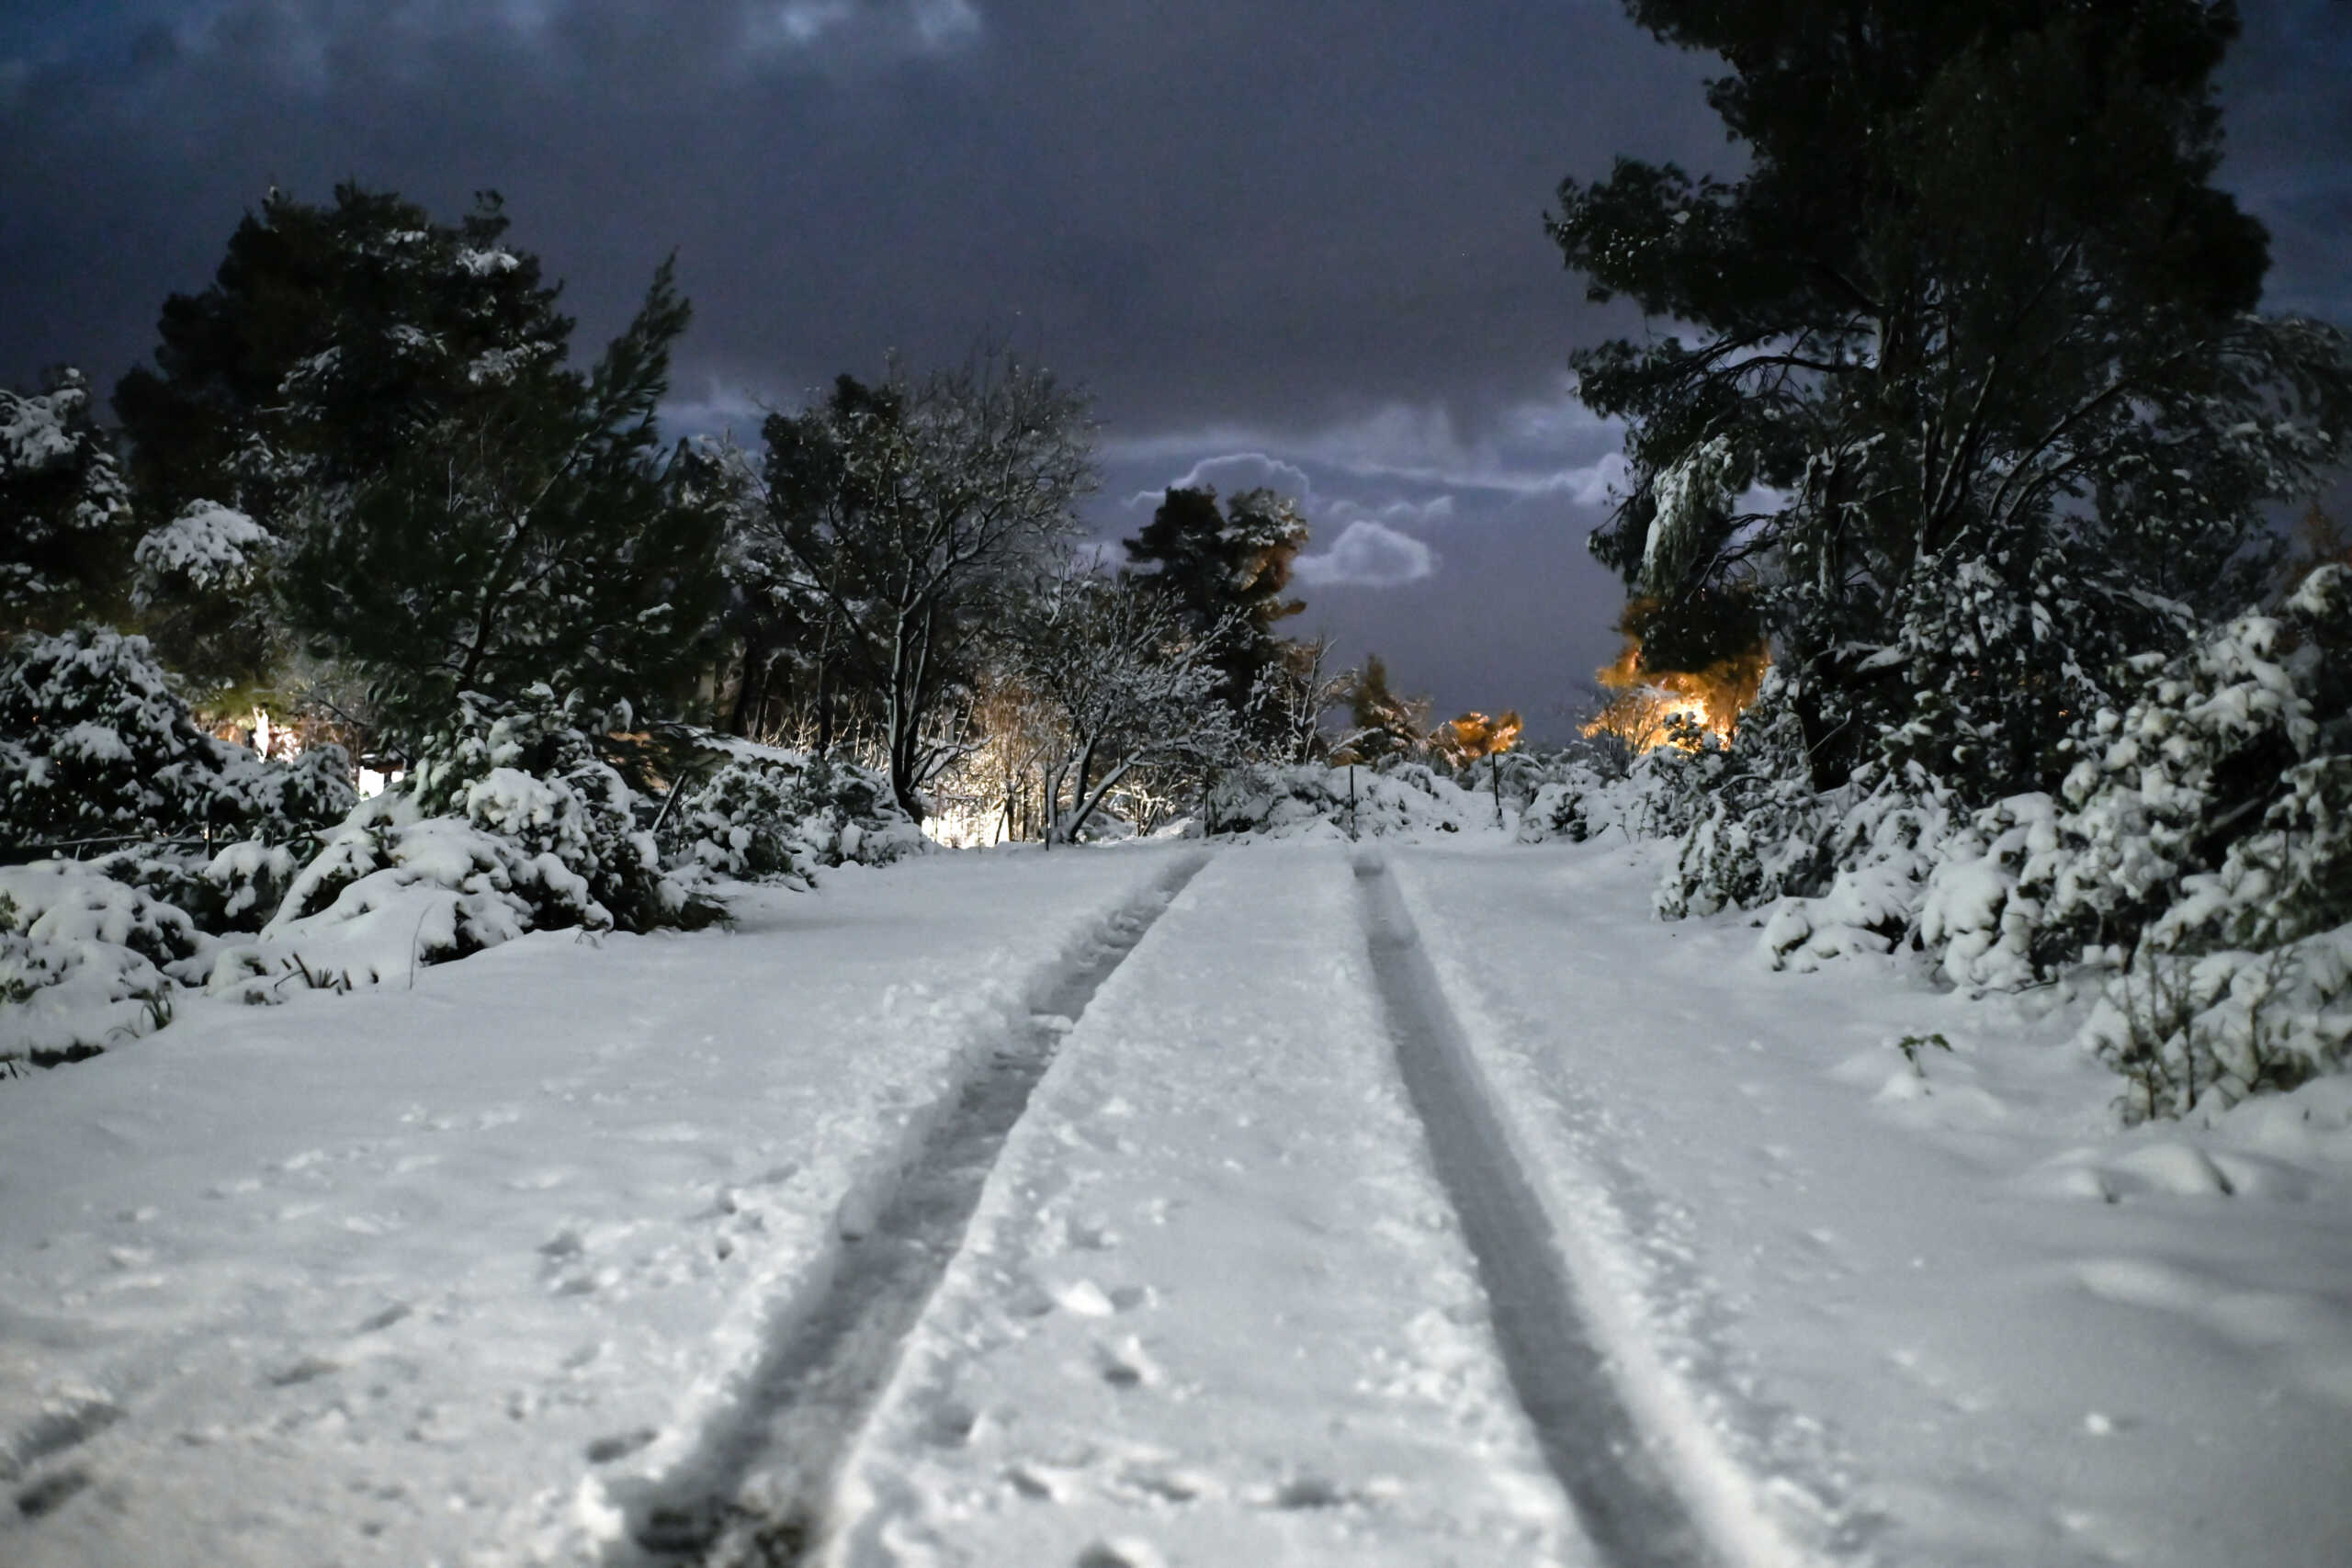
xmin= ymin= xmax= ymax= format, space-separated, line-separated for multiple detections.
xmin=6 ymin=840 xmax=2351 ymax=1567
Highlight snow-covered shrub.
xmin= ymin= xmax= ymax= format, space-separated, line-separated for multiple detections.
xmin=1923 ymin=569 xmax=2351 ymax=1115
xmin=1518 ymin=766 xmax=1614 ymax=843
xmin=100 ymin=838 xmax=308 ymax=936
xmin=2083 ymin=932 xmax=2351 ymax=1124
xmin=204 ymin=694 xmax=752 ymax=994
xmin=2035 ymin=578 xmax=2338 ymax=964
xmin=1651 ymin=671 xmax=1840 ymax=919
xmin=2084 ymin=745 xmax=2352 ymax=1121
xmin=1624 ymin=720 xmax=1739 ymax=841
xmin=1661 ymin=783 xmax=1836 ymax=921
xmin=1756 ymin=777 xmax=1953 ymax=969
xmin=1916 ymin=792 xmax=2063 ymax=990
xmin=1 ymin=861 xmax=205 ymax=1067
xmin=1206 ymin=761 xmax=1483 ymax=839
xmin=404 ymin=685 xmax=692 ymax=934
xmin=0 ymin=626 xmax=355 ymax=854
xmin=658 ymin=744 xmax=920 ymax=883
xmin=225 ymin=797 xmax=581 ymax=987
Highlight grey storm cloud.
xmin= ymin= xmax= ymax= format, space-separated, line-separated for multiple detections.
xmin=1295 ymin=520 xmax=1438 ymax=590
xmin=5 ymin=0 xmax=2347 ymax=731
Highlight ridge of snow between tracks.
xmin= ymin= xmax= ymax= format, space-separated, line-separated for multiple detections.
xmin=1354 ymin=853 xmax=1821 ymax=1568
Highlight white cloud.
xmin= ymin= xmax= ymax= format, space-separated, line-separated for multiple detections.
xmin=1102 ymin=381 xmax=1628 ymax=505
xmin=659 ymin=381 xmax=769 ymax=441
xmin=741 ymin=0 xmax=980 ymax=58
xmin=1122 ymin=449 xmax=1314 ymax=511
xmin=1325 ymin=492 xmax=1457 ymax=530
xmin=1293 ymin=520 xmax=1438 ymax=589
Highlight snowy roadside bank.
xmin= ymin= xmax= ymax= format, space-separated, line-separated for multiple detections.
xmin=829 ymin=844 xmax=1587 ymax=1568
xmin=1392 ymin=840 xmax=2352 ymax=1568
xmin=0 ymin=847 xmax=1195 ymax=1568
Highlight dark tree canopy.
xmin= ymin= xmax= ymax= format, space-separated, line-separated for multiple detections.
xmin=115 ymin=185 xmax=572 ymax=525
xmin=1122 ymin=484 xmax=1309 ymax=727
xmin=114 ymin=185 xmax=724 ymax=739
xmin=273 ymin=258 xmax=729 ymax=739
xmin=1553 ymin=0 xmax=2352 ymax=797
xmin=1 ymin=368 xmax=135 ymax=637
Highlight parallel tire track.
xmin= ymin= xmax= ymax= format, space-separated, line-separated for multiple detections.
xmin=1353 ymin=854 xmax=1721 ymax=1568
xmin=617 ymin=851 xmax=1211 ymax=1568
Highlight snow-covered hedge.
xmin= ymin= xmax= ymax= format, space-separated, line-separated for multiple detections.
xmin=209 ymin=688 xmax=714 ymax=993
xmin=1612 ymin=567 xmax=2352 ymax=1119
xmin=0 ymin=626 xmax=354 ymax=855
xmin=1 ymin=861 xmax=207 ymax=1069
xmin=657 ymin=740 xmax=922 ymax=884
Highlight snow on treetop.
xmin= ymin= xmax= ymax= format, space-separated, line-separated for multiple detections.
xmin=458 ymin=246 xmax=522 ymax=276
xmin=1 ymin=370 xmax=89 ymax=472
xmin=133 ymin=502 xmax=274 ymax=596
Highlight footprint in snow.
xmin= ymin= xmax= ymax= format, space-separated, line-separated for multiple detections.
xmin=2 ymin=1393 xmax=124 ymax=1482
xmin=265 ymin=1355 xmax=342 ymax=1388
xmin=16 ymin=1467 xmax=91 ymax=1519
xmin=584 ymin=1427 xmax=657 ymax=1464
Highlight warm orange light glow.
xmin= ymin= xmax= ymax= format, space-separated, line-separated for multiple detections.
xmin=1435 ymin=709 xmax=1523 ymax=765
xmin=1583 ymin=633 xmax=1767 ymax=751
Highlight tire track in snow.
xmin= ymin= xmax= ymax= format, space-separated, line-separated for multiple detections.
xmin=1354 ymin=854 xmax=1720 ymax=1568
xmin=612 ymin=851 xmax=1211 ymax=1568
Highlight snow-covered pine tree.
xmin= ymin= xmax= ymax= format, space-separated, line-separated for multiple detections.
xmin=273 ymin=258 xmax=729 ymax=743
xmin=1552 ymin=0 xmax=2352 ymax=804
xmin=115 ymin=186 xmax=576 ymax=696
xmin=1124 ymin=485 xmax=1310 ymax=739
xmin=2 ymin=368 xmax=136 ymax=635
xmin=1342 ymin=654 xmax=1432 ymax=765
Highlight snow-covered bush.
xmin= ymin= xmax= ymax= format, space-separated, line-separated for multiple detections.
xmin=222 ymin=796 xmax=593 ymax=988
xmin=405 ymin=685 xmax=692 ymax=933
xmin=1853 ymin=568 xmax=2348 ymax=1116
xmin=1205 ymin=761 xmax=1485 ymax=840
xmin=0 ymin=626 xmax=355 ymax=854
xmin=239 ymin=688 xmax=710 ymax=987
xmin=1915 ymin=792 xmax=2062 ymax=990
xmin=1 ymin=861 xmax=206 ymax=1067
xmin=1650 ymin=671 xmax=1841 ymax=919
xmin=1755 ymin=777 xmax=1953 ymax=970
xmin=100 ymin=838 xmax=308 ymax=936
xmin=658 ymin=743 xmax=921 ymax=883
xmin=2083 ymin=930 xmax=2350 ymax=1125
xmin=1517 ymin=766 xmax=1615 ymax=843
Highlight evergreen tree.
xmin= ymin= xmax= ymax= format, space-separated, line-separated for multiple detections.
xmin=113 ymin=186 xmax=724 ymax=741
xmin=1343 ymin=653 xmax=1431 ymax=763
xmin=2 ymin=368 xmax=136 ymax=636
xmin=277 ymin=260 xmax=725 ymax=742
xmin=1552 ymin=0 xmax=2352 ymax=800
xmin=1123 ymin=485 xmax=1309 ymax=725
xmin=113 ymin=185 xmax=575 ymax=697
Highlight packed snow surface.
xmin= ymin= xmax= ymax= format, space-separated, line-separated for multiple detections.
xmin=0 ymin=850 xmax=1187 ymax=1565
xmin=4 ymin=837 xmax=2349 ymax=1566
xmin=831 ymin=845 xmax=1583 ymax=1566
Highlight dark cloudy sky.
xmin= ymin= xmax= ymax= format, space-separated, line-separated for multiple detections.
xmin=6 ymin=1 xmax=2349 ymax=737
